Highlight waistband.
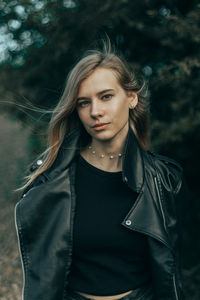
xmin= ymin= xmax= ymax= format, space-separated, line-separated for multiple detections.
xmin=66 ymin=284 xmax=154 ymax=300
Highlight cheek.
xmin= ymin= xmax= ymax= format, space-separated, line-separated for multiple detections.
xmin=110 ymin=98 xmax=129 ymax=119
xmin=77 ymin=109 xmax=89 ymax=125
xmin=77 ymin=110 xmax=83 ymax=123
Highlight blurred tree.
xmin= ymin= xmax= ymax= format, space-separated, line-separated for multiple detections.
xmin=0 ymin=1 xmax=199 ymax=155
xmin=0 ymin=1 xmax=200 ymax=296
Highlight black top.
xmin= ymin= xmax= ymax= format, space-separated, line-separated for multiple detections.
xmin=67 ymin=155 xmax=151 ymax=296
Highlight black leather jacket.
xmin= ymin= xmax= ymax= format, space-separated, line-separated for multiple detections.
xmin=15 ymin=127 xmax=188 ymax=300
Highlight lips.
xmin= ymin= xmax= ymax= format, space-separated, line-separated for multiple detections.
xmin=93 ymin=123 xmax=109 ymax=128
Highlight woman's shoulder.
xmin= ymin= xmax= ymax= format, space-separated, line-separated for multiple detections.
xmin=146 ymin=150 xmax=183 ymax=171
xmin=144 ymin=150 xmax=183 ymax=193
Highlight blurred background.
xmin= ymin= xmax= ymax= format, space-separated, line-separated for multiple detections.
xmin=0 ymin=0 xmax=199 ymax=299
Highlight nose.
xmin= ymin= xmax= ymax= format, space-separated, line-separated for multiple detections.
xmin=90 ymin=100 xmax=104 ymax=118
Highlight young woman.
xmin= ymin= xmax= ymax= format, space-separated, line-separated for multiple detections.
xmin=15 ymin=39 xmax=188 ymax=300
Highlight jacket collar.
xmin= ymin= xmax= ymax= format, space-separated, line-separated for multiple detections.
xmin=45 ymin=126 xmax=144 ymax=193
xmin=122 ymin=126 xmax=144 ymax=193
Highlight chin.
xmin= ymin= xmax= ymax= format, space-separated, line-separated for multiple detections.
xmin=91 ymin=131 xmax=116 ymax=141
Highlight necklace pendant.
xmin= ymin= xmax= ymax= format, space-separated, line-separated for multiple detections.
xmin=88 ymin=145 xmax=122 ymax=159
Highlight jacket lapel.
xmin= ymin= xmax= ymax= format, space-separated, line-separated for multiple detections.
xmin=121 ymin=127 xmax=144 ymax=193
xmin=120 ymin=128 xmax=172 ymax=250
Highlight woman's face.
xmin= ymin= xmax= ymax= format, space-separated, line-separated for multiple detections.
xmin=76 ymin=67 xmax=137 ymax=142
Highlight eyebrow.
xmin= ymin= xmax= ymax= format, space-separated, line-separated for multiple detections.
xmin=76 ymin=89 xmax=115 ymax=102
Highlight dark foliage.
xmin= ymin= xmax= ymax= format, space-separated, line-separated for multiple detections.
xmin=0 ymin=0 xmax=199 ymax=298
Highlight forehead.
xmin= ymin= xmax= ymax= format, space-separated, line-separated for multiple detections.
xmin=77 ymin=68 xmax=120 ymax=96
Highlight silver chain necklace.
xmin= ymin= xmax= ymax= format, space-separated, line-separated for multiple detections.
xmin=88 ymin=145 xmax=123 ymax=159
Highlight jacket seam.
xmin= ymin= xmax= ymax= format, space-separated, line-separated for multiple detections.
xmin=173 ymin=271 xmax=179 ymax=300
xmin=147 ymin=152 xmax=174 ymax=228
xmin=156 ymin=172 xmax=170 ymax=232
xmin=62 ymin=164 xmax=76 ymax=299
xmin=15 ymin=202 xmax=30 ymax=299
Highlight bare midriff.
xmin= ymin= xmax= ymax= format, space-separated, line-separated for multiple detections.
xmin=73 ymin=289 xmax=133 ymax=300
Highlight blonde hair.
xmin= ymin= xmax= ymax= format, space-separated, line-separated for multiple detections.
xmin=17 ymin=37 xmax=150 ymax=191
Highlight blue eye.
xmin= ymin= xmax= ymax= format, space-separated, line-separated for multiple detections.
xmin=102 ymin=94 xmax=113 ymax=100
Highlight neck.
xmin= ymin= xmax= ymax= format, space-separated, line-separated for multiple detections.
xmin=90 ymin=137 xmax=124 ymax=158
xmin=81 ymin=122 xmax=129 ymax=172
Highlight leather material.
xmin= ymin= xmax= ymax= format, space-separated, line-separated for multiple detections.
xmin=15 ymin=126 xmax=188 ymax=300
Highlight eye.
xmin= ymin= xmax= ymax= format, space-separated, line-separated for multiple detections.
xmin=77 ymin=100 xmax=89 ymax=108
xmin=102 ymin=94 xmax=113 ymax=100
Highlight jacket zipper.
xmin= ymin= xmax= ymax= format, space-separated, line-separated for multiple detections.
xmin=173 ymin=273 xmax=179 ymax=300
xmin=154 ymin=176 xmax=179 ymax=299
xmin=154 ymin=176 xmax=167 ymax=232
xmin=14 ymin=203 xmax=25 ymax=300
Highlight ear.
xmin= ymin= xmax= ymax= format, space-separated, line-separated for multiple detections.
xmin=127 ymin=91 xmax=138 ymax=109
